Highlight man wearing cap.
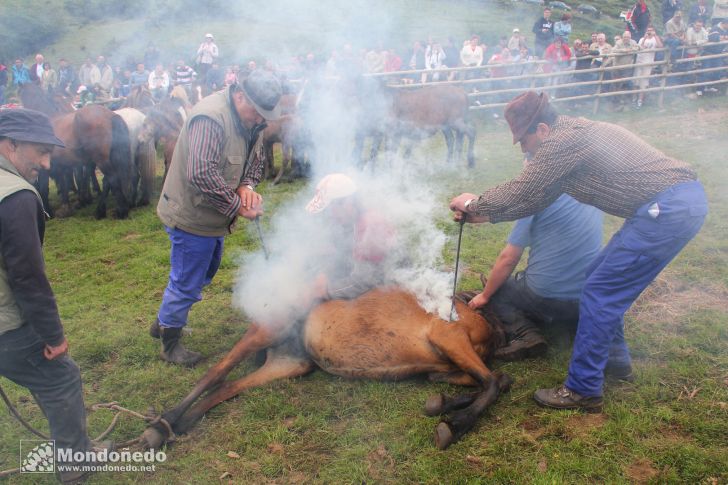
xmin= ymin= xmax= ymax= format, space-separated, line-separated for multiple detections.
xmin=0 ymin=108 xmax=101 ymax=479
xmin=449 ymin=91 xmax=707 ymax=411
xmin=196 ymin=33 xmax=219 ymax=78
xmin=152 ymin=70 xmax=282 ymax=366
xmin=304 ymin=173 xmax=397 ymax=302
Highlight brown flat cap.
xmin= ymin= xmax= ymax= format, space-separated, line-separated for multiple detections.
xmin=504 ymin=91 xmax=549 ymax=144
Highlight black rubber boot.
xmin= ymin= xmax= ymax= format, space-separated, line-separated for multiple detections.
xmin=160 ymin=327 xmax=202 ymax=367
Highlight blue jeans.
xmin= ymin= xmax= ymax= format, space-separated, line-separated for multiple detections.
xmin=0 ymin=324 xmax=91 ymax=460
xmin=157 ymin=226 xmax=224 ymax=328
xmin=566 ymin=181 xmax=707 ymax=397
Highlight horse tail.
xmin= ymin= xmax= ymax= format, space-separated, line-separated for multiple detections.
xmin=110 ymin=113 xmax=134 ymax=202
xmin=138 ymin=138 xmax=157 ymax=206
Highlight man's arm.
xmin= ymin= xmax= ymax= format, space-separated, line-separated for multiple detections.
xmin=187 ymin=116 xmax=243 ymax=218
xmin=468 ymin=244 xmax=525 ymax=309
xmin=0 ymin=191 xmax=65 ymax=347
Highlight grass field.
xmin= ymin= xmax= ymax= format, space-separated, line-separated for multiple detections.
xmin=0 ymin=93 xmax=726 ymax=483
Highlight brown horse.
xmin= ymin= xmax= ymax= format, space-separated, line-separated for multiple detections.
xmin=19 ymin=84 xmax=134 ymax=218
xmin=387 ymin=85 xmax=476 ymax=168
xmin=138 ymin=97 xmax=187 ymax=180
xmin=142 ymin=288 xmax=510 ymax=451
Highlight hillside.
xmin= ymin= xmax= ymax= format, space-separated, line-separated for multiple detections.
xmin=1 ymin=0 xmax=633 ymax=67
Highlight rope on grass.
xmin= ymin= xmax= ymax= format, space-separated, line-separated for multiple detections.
xmin=0 ymin=389 xmax=174 ymax=477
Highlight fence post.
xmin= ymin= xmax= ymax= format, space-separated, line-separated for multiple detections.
xmin=658 ymin=48 xmax=671 ymax=109
xmin=592 ymin=64 xmax=606 ymax=115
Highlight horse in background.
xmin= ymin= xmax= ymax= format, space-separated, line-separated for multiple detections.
xmin=122 ymin=85 xmax=156 ymax=111
xmin=114 ymin=108 xmax=157 ymax=207
xmin=19 ymin=84 xmax=134 ymax=219
xmin=138 ymin=96 xmax=187 ymax=181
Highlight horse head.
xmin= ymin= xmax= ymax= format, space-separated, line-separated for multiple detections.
xmin=18 ymin=84 xmax=74 ymax=116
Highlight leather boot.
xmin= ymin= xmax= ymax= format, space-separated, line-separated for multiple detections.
xmin=493 ymin=318 xmax=547 ymax=361
xmin=160 ymin=327 xmax=202 ymax=367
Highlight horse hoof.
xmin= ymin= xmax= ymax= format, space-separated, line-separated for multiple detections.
xmin=141 ymin=427 xmax=165 ymax=449
xmin=424 ymin=394 xmax=445 ymax=416
xmin=434 ymin=422 xmax=454 ymax=450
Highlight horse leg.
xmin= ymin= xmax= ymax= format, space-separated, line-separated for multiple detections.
xmin=442 ymin=127 xmax=454 ymax=164
xmin=171 ymin=341 xmax=315 ymax=436
xmin=89 ymin=163 xmax=101 ymax=196
xmin=34 ymin=168 xmax=53 ymax=218
xmin=425 ymin=323 xmax=512 ymax=449
xmin=454 ymin=128 xmax=465 ymax=165
xmin=112 ymin=174 xmax=130 ymax=219
xmin=95 ymin=176 xmax=111 ymax=219
xmin=143 ymin=322 xmax=293 ymax=447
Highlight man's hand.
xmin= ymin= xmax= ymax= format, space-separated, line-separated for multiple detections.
xmin=237 ymin=185 xmax=264 ymax=221
xmin=44 ymin=338 xmax=68 ymax=360
xmin=468 ymin=292 xmax=489 ymax=310
xmin=449 ymin=192 xmax=489 ymax=223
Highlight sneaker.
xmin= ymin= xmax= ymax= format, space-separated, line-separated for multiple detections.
xmin=533 ymin=385 xmax=603 ymax=412
xmin=604 ymin=362 xmax=635 ymax=382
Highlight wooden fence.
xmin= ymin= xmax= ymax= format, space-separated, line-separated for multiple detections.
xmin=364 ymin=40 xmax=728 ymax=114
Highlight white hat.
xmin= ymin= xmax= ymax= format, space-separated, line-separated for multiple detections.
xmin=77 ymin=85 xmax=87 ymax=94
xmin=305 ymin=174 xmax=357 ymax=213
xmin=513 ymin=28 xmax=520 ymax=33
xmin=205 ymin=33 xmax=214 ymax=38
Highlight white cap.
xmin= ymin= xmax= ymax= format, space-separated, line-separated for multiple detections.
xmin=513 ymin=28 xmax=520 ymax=32
xmin=77 ymin=85 xmax=87 ymax=94
xmin=205 ymin=33 xmax=214 ymax=38
xmin=305 ymin=174 xmax=357 ymax=213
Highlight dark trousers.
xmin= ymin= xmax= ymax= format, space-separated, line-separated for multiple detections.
xmin=566 ymin=181 xmax=707 ymax=397
xmin=490 ymin=272 xmax=581 ymax=336
xmin=0 ymin=324 xmax=91 ymax=459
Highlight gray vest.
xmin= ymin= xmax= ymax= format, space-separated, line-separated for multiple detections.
xmin=0 ymin=156 xmax=42 ymax=336
xmin=157 ymin=87 xmax=250 ymax=237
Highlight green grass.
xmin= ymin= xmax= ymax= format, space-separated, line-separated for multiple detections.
xmin=0 ymin=95 xmax=726 ymax=484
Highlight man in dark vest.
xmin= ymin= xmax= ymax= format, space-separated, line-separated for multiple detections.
xmin=151 ymin=70 xmax=282 ymax=366
xmin=0 ymin=108 xmax=104 ymax=482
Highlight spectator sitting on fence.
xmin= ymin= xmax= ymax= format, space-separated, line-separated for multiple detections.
xmin=364 ymin=45 xmax=386 ymax=74
xmin=78 ymin=57 xmax=100 ymax=91
xmin=57 ymin=59 xmax=77 ymax=97
xmin=406 ymin=40 xmax=426 ymax=84
xmin=665 ymin=10 xmax=689 ymax=60
xmin=425 ymin=40 xmax=447 ymax=82
xmin=612 ymin=30 xmax=640 ymax=92
xmin=554 ymin=13 xmax=573 ymax=44
xmin=573 ymin=39 xmax=601 ymax=95
xmin=634 ymin=26 xmax=664 ymax=107
xmin=130 ymin=63 xmax=149 ymax=88
xmin=689 ymin=0 xmax=712 ymax=25
xmin=460 ymin=35 xmax=485 ymax=83
xmin=686 ymin=19 xmax=710 ymax=58
xmin=508 ymin=28 xmax=528 ymax=55
xmin=591 ymin=33 xmax=613 ymax=68
xmin=384 ymin=48 xmax=402 ymax=73
xmin=148 ymin=63 xmax=170 ymax=101
xmin=488 ymin=47 xmax=514 ymax=80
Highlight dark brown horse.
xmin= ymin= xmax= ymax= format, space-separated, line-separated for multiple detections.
xmin=142 ymin=288 xmax=510 ymax=451
xmin=388 ymin=85 xmax=476 ymax=167
xmin=138 ymin=97 xmax=187 ymax=180
xmin=19 ymin=84 xmax=134 ymax=218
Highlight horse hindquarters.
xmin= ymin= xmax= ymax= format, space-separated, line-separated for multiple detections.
xmin=107 ymin=114 xmax=133 ymax=218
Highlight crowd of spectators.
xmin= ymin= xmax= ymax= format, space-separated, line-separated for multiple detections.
xmin=1 ymin=2 xmax=728 ymax=109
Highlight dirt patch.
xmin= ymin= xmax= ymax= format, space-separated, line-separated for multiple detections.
xmin=627 ymin=272 xmax=728 ymax=326
xmin=564 ymin=413 xmax=608 ymax=440
xmin=624 ymin=458 xmax=659 ymax=484
xmin=366 ymin=444 xmax=395 ymax=480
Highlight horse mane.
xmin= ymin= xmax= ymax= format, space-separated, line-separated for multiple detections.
xmin=169 ymin=86 xmax=190 ymax=107
xmin=123 ymin=85 xmax=155 ymax=110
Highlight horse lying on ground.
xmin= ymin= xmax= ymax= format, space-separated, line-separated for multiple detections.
xmin=142 ymin=288 xmax=509 ymax=450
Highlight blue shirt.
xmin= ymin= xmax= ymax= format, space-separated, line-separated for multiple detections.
xmin=507 ymin=194 xmax=603 ymax=300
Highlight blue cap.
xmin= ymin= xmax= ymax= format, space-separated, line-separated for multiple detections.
xmin=0 ymin=108 xmax=65 ymax=147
